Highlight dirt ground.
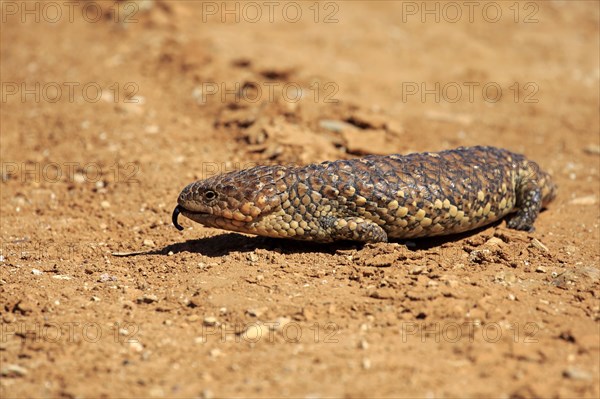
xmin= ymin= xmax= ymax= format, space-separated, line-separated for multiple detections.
xmin=1 ymin=1 xmax=599 ymax=398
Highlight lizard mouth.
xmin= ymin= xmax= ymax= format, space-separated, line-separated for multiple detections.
xmin=173 ymin=204 xmax=231 ymax=231
xmin=172 ymin=205 xmax=213 ymax=231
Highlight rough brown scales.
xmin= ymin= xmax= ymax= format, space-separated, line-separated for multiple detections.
xmin=173 ymin=146 xmax=557 ymax=243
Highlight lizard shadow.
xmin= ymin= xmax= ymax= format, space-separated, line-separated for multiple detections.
xmin=156 ymin=219 xmax=504 ymax=258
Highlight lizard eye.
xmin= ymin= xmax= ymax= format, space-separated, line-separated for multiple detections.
xmin=204 ymin=190 xmax=217 ymax=201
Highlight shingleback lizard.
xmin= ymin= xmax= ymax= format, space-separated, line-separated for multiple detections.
xmin=172 ymin=146 xmax=556 ymax=243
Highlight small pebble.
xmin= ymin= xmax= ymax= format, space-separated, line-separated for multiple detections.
xmin=410 ymin=265 xmax=427 ymax=275
xmin=485 ymin=237 xmax=504 ymax=247
xmin=362 ymin=358 xmax=372 ymax=370
xmin=318 ymin=119 xmax=356 ymax=133
xmin=138 ymin=294 xmax=158 ymax=304
xmin=563 ymin=367 xmax=592 ymax=381
xmin=0 ymin=364 xmax=28 ymax=377
xmin=100 ymin=200 xmax=111 ymax=209
xmin=52 ymin=275 xmax=72 ymax=280
xmin=31 ymin=269 xmax=43 ymax=275
xmin=143 ymin=239 xmax=155 ymax=248
xmin=129 ymin=341 xmax=144 ymax=353
xmin=569 ymin=195 xmax=597 ymax=205
xmin=583 ymin=144 xmax=600 ymax=155
xmin=536 ymin=266 xmax=547 ymax=273
xmin=531 ymin=238 xmax=549 ymax=253
xmin=201 ymin=389 xmax=214 ymax=399
xmin=145 ymin=125 xmax=160 ymax=134
xmin=246 ymin=307 xmax=268 ymax=317
xmin=203 ymin=317 xmax=218 ymax=326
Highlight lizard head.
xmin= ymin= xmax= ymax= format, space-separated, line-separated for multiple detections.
xmin=172 ymin=166 xmax=288 ymax=235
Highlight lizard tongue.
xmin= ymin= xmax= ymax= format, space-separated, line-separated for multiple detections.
xmin=172 ymin=205 xmax=184 ymax=231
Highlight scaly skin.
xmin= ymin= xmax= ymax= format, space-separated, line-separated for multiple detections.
xmin=173 ymin=146 xmax=557 ymax=243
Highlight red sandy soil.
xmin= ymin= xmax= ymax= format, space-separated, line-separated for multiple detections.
xmin=1 ymin=1 xmax=599 ymax=397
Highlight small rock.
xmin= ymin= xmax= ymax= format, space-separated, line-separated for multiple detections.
xmin=410 ymin=265 xmax=427 ymax=275
xmin=99 ymin=273 xmax=117 ymax=282
xmin=129 ymin=341 xmax=144 ymax=353
xmin=74 ymin=173 xmax=86 ymax=183
xmin=52 ymin=275 xmax=72 ymax=280
xmin=369 ymin=288 xmax=396 ymax=299
xmin=583 ymin=144 xmax=600 ymax=155
xmin=145 ymin=125 xmax=160 ymax=134
xmin=91 ymin=296 xmax=101 ymax=302
xmin=0 ymin=364 xmax=28 ymax=377
xmin=563 ymin=367 xmax=592 ymax=381
xmin=358 ymin=339 xmax=369 ymax=350
xmin=507 ymin=293 xmax=517 ymax=301
xmin=143 ymin=239 xmax=155 ymax=248
xmin=485 ymin=237 xmax=504 ymax=247
xmin=246 ymin=307 xmax=268 ymax=318
xmin=535 ymin=266 xmax=547 ymax=273
xmin=241 ymin=323 xmax=269 ymax=341
xmin=100 ymin=200 xmax=111 ymax=209
xmin=319 ymin=119 xmax=355 ymax=133
xmin=31 ymin=269 xmax=43 ymax=275
xmin=203 ymin=316 xmax=218 ymax=326
xmin=361 ymin=358 xmax=372 ymax=370
xmin=137 ymin=294 xmax=158 ymax=304
xmin=201 ymin=389 xmax=214 ymax=399
xmin=209 ymin=348 xmax=222 ymax=358
xmin=531 ymin=238 xmax=549 ymax=253
xmin=569 ymin=195 xmax=597 ymax=205
xmin=187 ymin=315 xmax=200 ymax=322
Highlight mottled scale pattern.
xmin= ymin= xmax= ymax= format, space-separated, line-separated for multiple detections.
xmin=173 ymin=146 xmax=557 ymax=243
